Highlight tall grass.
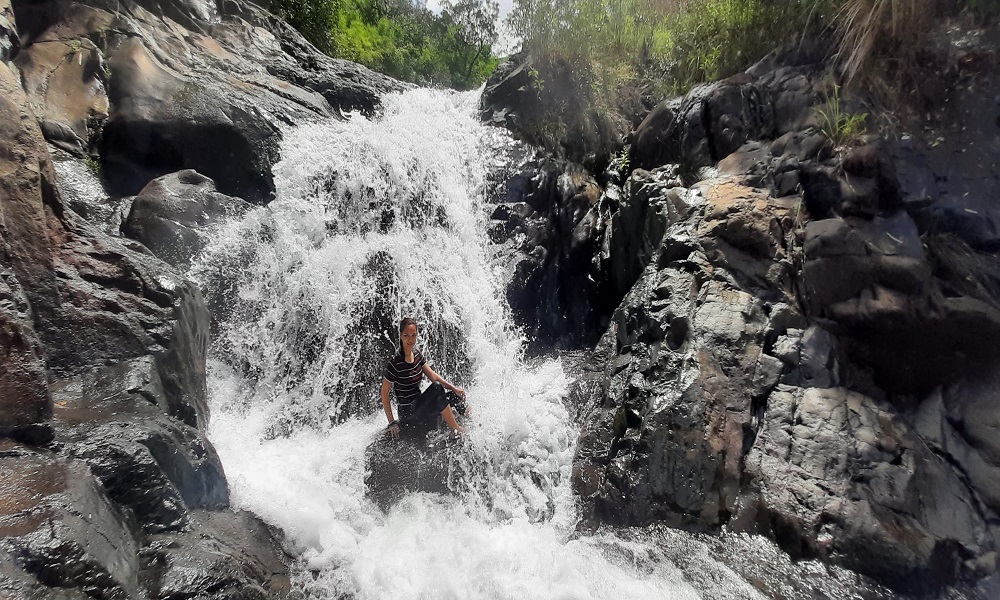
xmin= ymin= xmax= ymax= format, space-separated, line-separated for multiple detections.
xmin=505 ymin=0 xmax=991 ymax=159
xmin=833 ymin=0 xmax=937 ymax=85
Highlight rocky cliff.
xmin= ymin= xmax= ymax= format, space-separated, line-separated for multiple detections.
xmin=485 ymin=19 xmax=1000 ymax=597
xmin=0 ymin=0 xmax=399 ymax=597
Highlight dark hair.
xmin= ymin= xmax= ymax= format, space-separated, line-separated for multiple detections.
xmin=399 ymin=317 xmax=418 ymax=333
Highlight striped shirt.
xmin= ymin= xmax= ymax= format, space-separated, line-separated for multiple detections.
xmin=383 ymin=349 xmax=426 ymax=406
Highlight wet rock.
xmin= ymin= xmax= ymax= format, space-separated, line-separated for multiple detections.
xmin=745 ymin=384 xmax=996 ymax=592
xmin=0 ymin=0 xmax=17 ymax=63
xmin=0 ymin=261 xmax=51 ymax=432
xmin=605 ymin=167 xmax=696 ymax=300
xmin=1 ymin=30 xmax=291 ymax=598
xmin=574 ymin=234 xmax=775 ymax=531
xmin=1 ymin=53 xmax=209 ymax=422
xmin=51 ymin=357 xmax=229 ymax=533
xmin=122 ymin=170 xmax=252 ymax=270
xmin=494 ymin=159 xmax=611 ymax=350
xmin=0 ymin=443 xmax=142 ymax=599
xmin=140 ymin=510 xmax=292 ymax=600
xmin=364 ymin=430 xmax=463 ymax=511
xmin=11 ymin=0 xmax=401 ymax=203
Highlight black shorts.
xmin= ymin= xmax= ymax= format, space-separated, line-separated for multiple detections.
xmin=398 ymin=383 xmax=451 ymax=436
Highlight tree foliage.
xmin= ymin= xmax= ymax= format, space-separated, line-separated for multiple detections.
xmin=268 ymin=0 xmax=500 ymax=89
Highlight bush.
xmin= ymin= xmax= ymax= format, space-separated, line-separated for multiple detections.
xmin=815 ymin=84 xmax=868 ymax=146
xmin=268 ymin=0 xmax=339 ymax=54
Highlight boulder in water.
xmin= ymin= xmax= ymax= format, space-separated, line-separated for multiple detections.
xmin=364 ymin=429 xmax=465 ymax=511
xmin=122 ymin=169 xmax=252 ymax=270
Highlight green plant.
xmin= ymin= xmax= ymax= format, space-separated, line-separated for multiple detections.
xmin=83 ymin=155 xmax=102 ymax=177
xmin=815 ymin=84 xmax=868 ymax=147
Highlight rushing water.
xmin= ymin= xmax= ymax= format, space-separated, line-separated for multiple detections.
xmin=191 ymin=89 xmax=879 ymax=600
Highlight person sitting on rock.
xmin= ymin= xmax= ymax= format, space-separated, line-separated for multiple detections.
xmin=381 ymin=317 xmax=467 ymax=440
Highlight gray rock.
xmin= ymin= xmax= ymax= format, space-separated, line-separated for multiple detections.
xmin=0 ymin=0 xmax=17 ymax=64
xmin=12 ymin=0 xmax=402 ymax=203
xmin=745 ymin=385 xmax=996 ymax=591
xmin=364 ymin=430 xmax=465 ymax=512
xmin=0 ymin=444 xmax=142 ymax=599
xmin=122 ymin=170 xmax=252 ymax=270
xmin=140 ymin=510 xmax=292 ymax=600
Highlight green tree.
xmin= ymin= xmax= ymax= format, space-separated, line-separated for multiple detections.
xmin=441 ymin=0 xmax=500 ymax=83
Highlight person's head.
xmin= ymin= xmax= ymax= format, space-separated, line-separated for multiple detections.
xmin=399 ymin=317 xmax=418 ymax=352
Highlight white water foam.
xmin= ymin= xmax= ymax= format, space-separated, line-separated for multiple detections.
xmin=196 ymin=88 xmax=756 ymax=599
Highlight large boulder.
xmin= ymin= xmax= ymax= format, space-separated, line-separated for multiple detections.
xmin=51 ymin=356 xmax=229 ymax=533
xmin=122 ymin=169 xmax=252 ymax=270
xmin=0 ymin=443 xmax=142 ymax=599
xmin=489 ymin=159 xmax=610 ymax=349
xmin=481 ymin=52 xmax=626 ymax=170
xmin=364 ymin=430 xmax=464 ymax=512
xmin=630 ymin=75 xmax=775 ymax=171
xmin=11 ymin=0 xmax=402 ymax=202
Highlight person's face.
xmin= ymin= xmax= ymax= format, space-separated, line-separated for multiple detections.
xmin=400 ymin=324 xmax=417 ymax=351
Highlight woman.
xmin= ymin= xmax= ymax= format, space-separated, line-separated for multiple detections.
xmin=381 ymin=317 xmax=467 ymax=439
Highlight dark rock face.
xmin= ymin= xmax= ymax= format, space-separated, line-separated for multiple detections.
xmin=11 ymin=0 xmax=401 ymax=202
xmin=560 ymin=41 xmax=1000 ymax=592
xmin=364 ymin=430 xmax=463 ymax=511
xmin=481 ymin=52 xmax=626 ymax=170
xmin=489 ymin=159 xmax=613 ymax=349
xmin=630 ymin=75 xmax=776 ymax=171
xmin=0 ymin=443 xmax=142 ymax=599
xmin=0 ymin=8 xmax=291 ymax=595
xmin=122 ymin=169 xmax=252 ymax=270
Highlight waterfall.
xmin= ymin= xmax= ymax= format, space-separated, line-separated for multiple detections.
xmin=191 ymin=89 xmax=760 ymax=599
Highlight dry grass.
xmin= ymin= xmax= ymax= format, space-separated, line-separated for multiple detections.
xmin=924 ymin=233 xmax=1000 ymax=310
xmin=833 ymin=0 xmax=938 ymax=85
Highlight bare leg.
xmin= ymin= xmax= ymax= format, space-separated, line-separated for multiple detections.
xmin=440 ymin=405 xmax=465 ymax=434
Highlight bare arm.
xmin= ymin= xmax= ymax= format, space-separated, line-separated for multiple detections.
xmin=422 ymin=364 xmax=465 ymax=398
xmin=380 ymin=378 xmax=395 ymax=423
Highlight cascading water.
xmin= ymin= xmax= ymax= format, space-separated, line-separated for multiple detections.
xmin=190 ymin=89 xmax=853 ymax=599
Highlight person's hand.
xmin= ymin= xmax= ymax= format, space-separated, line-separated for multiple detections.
xmin=454 ymin=387 xmax=466 ymax=399
xmin=386 ymin=421 xmax=400 ymax=439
